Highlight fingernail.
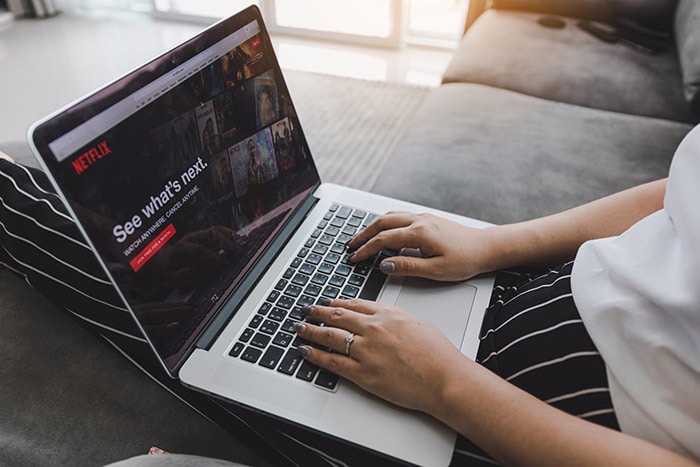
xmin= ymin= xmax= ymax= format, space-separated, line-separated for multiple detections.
xmin=317 ymin=297 xmax=332 ymax=306
xmin=297 ymin=345 xmax=310 ymax=356
xmin=380 ymin=261 xmax=395 ymax=273
xmin=300 ymin=306 xmax=312 ymax=316
xmin=292 ymin=322 xmax=306 ymax=333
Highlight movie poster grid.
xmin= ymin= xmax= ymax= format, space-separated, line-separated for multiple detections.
xmin=142 ymin=32 xmax=311 ymax=230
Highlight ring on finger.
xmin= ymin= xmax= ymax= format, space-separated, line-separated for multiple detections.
xmin=344 ymin=332 xmax=355 ymax=357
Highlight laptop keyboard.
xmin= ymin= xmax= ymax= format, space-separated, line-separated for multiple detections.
xmin=228 ymin=203 xmax=391 ymax=391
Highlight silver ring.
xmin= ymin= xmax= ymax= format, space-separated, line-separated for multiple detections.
xmin=344 ymin=332 xmax=355 ymax=357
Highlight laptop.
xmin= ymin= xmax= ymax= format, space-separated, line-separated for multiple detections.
xmin=28 ymin=6 xmax=495 ymax=466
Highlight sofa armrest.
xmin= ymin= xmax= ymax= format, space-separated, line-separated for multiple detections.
xmin=464 ymin=0 xmax=489 ymax=32
xmin=491 ymin=0 xmax=679 ymax=31
xmin=491 ymin=0 xmax=614 ymax=20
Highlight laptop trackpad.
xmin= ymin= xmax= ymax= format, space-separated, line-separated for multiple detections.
xmin=392 ymin=278 xmax=477 ymax=348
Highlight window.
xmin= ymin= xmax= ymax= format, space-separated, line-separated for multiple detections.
xmin=150 ymin=0 xmax=468 ymax=49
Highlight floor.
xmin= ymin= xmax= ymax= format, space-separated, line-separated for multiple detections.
xmin=0 ymin=8 xmax=452 ymax=143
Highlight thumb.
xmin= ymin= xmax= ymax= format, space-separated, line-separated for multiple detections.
xmin=379 ymin=256 xmax=441 ymax=279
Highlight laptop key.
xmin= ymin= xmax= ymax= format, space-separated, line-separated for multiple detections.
xmin=241 ymin=346 xmax=262 ymax=363
xmin=273 ymin=331 xmax=293 ymax=347
xmin=251 ymin=332 xmax=271 ymax=349
xmin=284 ymin=284 xmax=302 ymax=298
xmin=292 ymin=273 xmax=309 ymax=286
xmin=296 ymin=360 xmax=318 ymax=381
xmin=277 ymin=295 xmax=295 ymax=309
xmin=315 ymin=370 xmax=339 ymax=390
xmin=336 ymin=206 xmax=352 ymax=219
xmin=329 ymin=275 xmax=345 ymax=287
xmin=341 ymin=284 xmax=360 ymax=298
xmin=249 ymin=314 xmax=264 ymax=328
xmin=239 ymin=328 xmax=254 ymax=343
xmin=297 ymin=295 xmax=315 ymax=307
xmin=258 ymin=302 xmax=272 ymax=315
xmin=228 ymin=342 xmax=244 ymax=357
xmin=322 ymin=286 xmax=340 ymax=299
xmin=259 ymin=346 xmax=284 ymax=369
xmin=268 ymin=307 xmax=287 ymax=321
xmin=267 ymin=290 xmax=281 ymax=302
xmin=304 ymin=284 xmax=322 ymax=296
xmin=260 ymin=319 xmax=280 ymax=335
xmin=359 ymin=269 xmax=387 ymax=301
xmin=281 ymin=318 xmax=297 ymax=333
xmin=277 ymin=348 xmax=303 ymax=375
xmin=311 ymin=273 xmax=328 ymax=285
xmin=348 ymin=274 xmax=365 ymax=286
xmin=289 ymin=306 xmax=304 ymax=320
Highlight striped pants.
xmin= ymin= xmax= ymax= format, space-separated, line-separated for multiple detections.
xmin=0 ymin=159 xmax=618 ymax=466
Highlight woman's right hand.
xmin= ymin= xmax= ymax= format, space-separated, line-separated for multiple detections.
xmin=348 ymin=211 xmax=497 ymax=281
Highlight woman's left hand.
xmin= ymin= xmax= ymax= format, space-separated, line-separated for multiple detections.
xmin=293 ymin=298 xmax=470 ymax=415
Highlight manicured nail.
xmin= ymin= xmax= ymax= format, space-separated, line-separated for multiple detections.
xmin=292 ymin=322 xmax=306 ymax=333
xmin=300 ymin=306 xmax=312 ymax=316
xmin=297 ymin=345 xmax=310 ymax=356
xmin=380 ymin=261 xmax=395 ymax=273
xmin=317 ymin=297 xmax=332 ymax=306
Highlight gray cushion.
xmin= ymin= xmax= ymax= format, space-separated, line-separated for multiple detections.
xmin=492 ymin=0 xmax=679 ymax=30
xmin=0 ymin=270 xmax=269 ymax=467
xmin=675 ymin=0 xmax=700 ymax=111
xmin=371 ymin=83 xmax=693 ymax=225
xmin=443 ymin=10 xmax=696 ymax=123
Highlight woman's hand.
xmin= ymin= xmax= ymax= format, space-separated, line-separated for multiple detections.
xmin=348 ymin=211 xmax=496 ymax=281
xmin=294 ymin=298 xmax=471 ymax=415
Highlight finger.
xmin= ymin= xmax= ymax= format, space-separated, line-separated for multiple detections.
xmin=293 ymin=321 xmax=360 ymax=357
xmin=299 ymin=301 xmax=365 ymax=333
xmin=378 ymin=255 xmax=444 ymax=279
xmin=347 ymin=211 xmax=413 ymax=250
xmin=297 ymin=344 xmax=361 ymax=378
xmin=351 ymin=224 xmax=430 ymax=263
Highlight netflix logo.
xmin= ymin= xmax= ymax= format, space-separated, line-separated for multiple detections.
xmin=72 ymin=140 xmax=111 ymax=174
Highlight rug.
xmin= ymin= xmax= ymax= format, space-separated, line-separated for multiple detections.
xmin=2 ymin=70 xmax=431 ymax=192
xmin=281 ymin=70 xmax=431 ymax=190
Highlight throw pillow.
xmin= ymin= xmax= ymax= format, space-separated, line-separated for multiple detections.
xmin=493 ymin=0 xmax=678 ymax=30
xmin=675 ymin=0 xmax=700 ymax=112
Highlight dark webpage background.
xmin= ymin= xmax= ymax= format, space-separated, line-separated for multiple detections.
xmin=37 ymin=18 xmax=319 ymax=367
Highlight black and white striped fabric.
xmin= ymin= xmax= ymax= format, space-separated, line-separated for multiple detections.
xmin=453 ymin=262 xmax=620 ymax=465
xmin=1 ymin=159 xmax=619 ymax=466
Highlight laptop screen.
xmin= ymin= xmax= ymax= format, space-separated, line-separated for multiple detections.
xmin=30 ymin=7 xmax=320 ymax=371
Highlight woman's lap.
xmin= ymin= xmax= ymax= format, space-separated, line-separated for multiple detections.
xmin=451 ymin=264 xmax=619 ymax=465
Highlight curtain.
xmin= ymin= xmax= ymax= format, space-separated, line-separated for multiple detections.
xmin=7 ymin=0 xmax=58 ymax=16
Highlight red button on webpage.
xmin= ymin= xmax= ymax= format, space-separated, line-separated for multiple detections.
xmin=129 ymin=223 xmax=176 ymax=272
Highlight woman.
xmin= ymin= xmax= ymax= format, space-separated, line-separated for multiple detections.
xmin=1 ymin=122 xmax=698 ymax=466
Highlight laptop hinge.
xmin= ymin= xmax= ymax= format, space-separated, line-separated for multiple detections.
xmin=190 ymin=189 xmax=320 ymax=355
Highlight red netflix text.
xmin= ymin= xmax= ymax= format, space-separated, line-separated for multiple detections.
xmin=72 ymin=140 xmax=112 ymax=174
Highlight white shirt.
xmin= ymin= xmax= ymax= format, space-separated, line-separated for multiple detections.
xmin=571 ymin=125 xmax=700 ymax=461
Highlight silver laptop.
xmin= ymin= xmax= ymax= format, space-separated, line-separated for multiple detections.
xmin=29 ymin=7 xmax=494 ymax=466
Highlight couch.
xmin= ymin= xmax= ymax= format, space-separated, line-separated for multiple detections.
xmin=373 ymin=0 xmax=698 ymax=225
xmin=1 ymin=0 xmax=698 ymax=465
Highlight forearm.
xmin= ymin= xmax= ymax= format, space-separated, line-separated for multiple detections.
xmin=482 ymin=179 xmax=667 ymax=270
xmin=433 ymin=360 xmax=697 ymax=467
